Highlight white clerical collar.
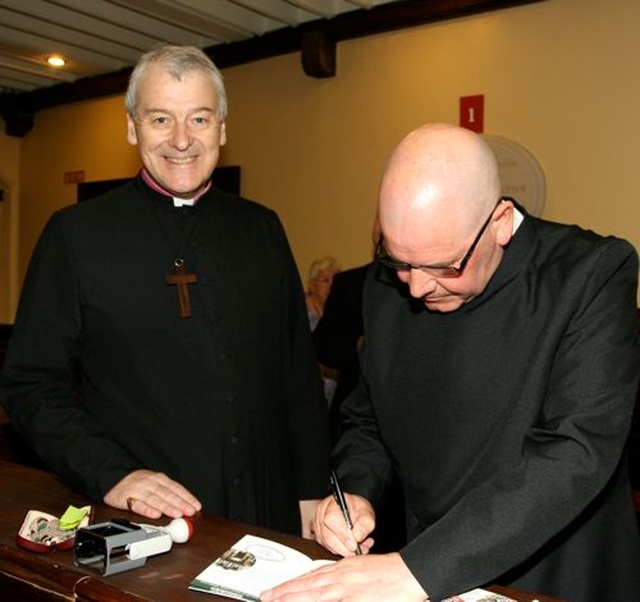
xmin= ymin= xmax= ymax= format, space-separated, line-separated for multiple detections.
xmin=513 ymin=206 xmax=524 ymax=233
xmin=173 ymin=197 xmax=196 ymax=207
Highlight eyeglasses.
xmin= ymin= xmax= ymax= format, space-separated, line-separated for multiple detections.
xmin=375 ymin=196 xmax=512 ymax=278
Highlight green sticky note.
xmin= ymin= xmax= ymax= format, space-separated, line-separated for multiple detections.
xmin=59 ymin=505 xmax=91 ymax=530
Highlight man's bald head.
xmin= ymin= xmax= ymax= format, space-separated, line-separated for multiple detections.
xmin=379 ymin=123 xmax=501 ymax=240
xmin=376 ymin=124 xmax=512 ymax=312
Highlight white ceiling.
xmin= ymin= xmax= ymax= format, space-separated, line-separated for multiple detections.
xmin=0 ymin=0 xmax=402 ymax=94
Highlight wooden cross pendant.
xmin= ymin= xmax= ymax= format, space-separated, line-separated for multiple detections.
xmin=165 ymin=259 xmax=198 ymax=318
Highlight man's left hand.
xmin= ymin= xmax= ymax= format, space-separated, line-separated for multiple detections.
xmin=103 ymin=469 xmax=202 ymax=519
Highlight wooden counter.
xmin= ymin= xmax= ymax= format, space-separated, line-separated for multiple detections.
xmin=0 ymin=460 xmax=563 ymax=601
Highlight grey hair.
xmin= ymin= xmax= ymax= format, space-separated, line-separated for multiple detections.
xmin=125 ymin=45 xmax=227 ymax=121
xmin=308 ymin=256 xmax=341 ymax=280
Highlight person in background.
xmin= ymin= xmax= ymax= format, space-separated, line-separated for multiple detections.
xmin=0 ymin=45 xmax=329 ymax=538
xmin=313 ymin=261 xmax=369 ymax=431
xmin=306 ymin=256 xmax=341 ymax=407
xmin=313 ymin=219 xmax=380 ymax=439
xmin=262 ymin=123 xmax=640 ymax=601
xmin=306 ymin=256 xmax=341 ymax=331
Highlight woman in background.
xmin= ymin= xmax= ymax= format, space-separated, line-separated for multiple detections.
xmin=306 ymin=256 xmax=340 ymax=331
xmin=306 ymin=256 xmax=341 ymax=406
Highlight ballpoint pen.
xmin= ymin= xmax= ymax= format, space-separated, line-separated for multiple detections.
xmin=329 ymin=469 xmax=362 ymax=555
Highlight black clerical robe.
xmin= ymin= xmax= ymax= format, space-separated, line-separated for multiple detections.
xmin=0 ymin=177 xmax=329 ymax=535
xmin=333 ymin=214 xmax=640 ymax=600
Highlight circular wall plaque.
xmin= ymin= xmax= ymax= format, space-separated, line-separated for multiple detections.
xmin=482 ymin=135 xmax=546 ymax=217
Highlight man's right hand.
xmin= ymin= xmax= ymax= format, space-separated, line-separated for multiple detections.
xmin=314 ymin=493 xmax=376 ymax=556
xmin=103 ymin=469 xmax=202 ymax=519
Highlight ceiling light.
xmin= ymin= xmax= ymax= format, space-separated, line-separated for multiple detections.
xmin=47 ymin=55 xmax=66 ymax=67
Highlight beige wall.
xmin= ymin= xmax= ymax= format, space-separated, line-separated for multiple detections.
xmin=2 ymin=0 xmax=640 ymax=322
xmin=0 ymin=124 xmax=20 ymax=321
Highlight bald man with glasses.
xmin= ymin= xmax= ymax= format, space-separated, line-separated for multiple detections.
xmin=263 ymin=124 xmax=640 ymax=602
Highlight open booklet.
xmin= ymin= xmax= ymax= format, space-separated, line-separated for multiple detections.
xmin=190 ymin=535 xmax=517 ymax=602
xmin=442 ymin=589 xmax=517 ymax=602
xmin=189 ymin=534 xmax=334 ymax=601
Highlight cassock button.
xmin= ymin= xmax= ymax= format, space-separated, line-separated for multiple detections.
xmin=218 ymin=352 xmax=228 ymax=361
xmin=232 ymin=475 xmax=242 ymax=486
xmin=230 ymin=435 xmax=240 ymax=445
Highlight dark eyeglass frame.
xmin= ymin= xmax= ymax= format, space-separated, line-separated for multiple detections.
xmin=375 ymin=196 xmax=514 ymax=278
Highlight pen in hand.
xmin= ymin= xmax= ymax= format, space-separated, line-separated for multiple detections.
xmin=329 ymin=469 xmax=363 ymax=555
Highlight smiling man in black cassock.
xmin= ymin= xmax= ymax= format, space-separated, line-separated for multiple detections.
xmin=0 ymin=45 xmax=329 ymax=537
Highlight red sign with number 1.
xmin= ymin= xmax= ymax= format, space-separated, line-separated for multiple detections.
xmin=460 ymin=95 xmax=484 ymax=133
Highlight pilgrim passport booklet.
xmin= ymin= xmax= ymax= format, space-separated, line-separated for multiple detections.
xmin=188 ymin=534 xmax=333 ymax=601
xmin=188 ymin=534 xmax=516 ymax=602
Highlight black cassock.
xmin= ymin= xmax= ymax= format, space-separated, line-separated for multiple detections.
xmin=1 ymin=176 xmax=330 ymax=535
xmin=334 ymin=213 xmax=640 ymax=600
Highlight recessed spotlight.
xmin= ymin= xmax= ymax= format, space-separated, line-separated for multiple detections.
xmin=47 ymin=55 xmax=66 ymax=67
